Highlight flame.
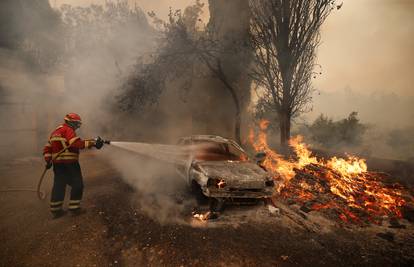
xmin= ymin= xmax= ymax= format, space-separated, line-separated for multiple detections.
xmin=326 ymin=156 xmax=367 ymax=177
xmin=193 ymin=212 xmax=210 ymax=221
xmin=217 ymin=179 xmax=226 ymax=189
xmin=289 ymin=135 xmax=318 ymax=168
xmin=249 ymin=120 xmax=409 ymax=223
xmin=239 ymin=153 xmax=249 ymax=161
xmin=249 ymin=120 xmax=296 ymax=184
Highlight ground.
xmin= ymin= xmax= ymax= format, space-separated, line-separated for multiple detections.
xmin=1 ymin=152 xmax=414 ymax=267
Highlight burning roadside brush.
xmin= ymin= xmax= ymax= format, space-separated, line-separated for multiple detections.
xmin=249 ymin=120 xmax=414 ymax=225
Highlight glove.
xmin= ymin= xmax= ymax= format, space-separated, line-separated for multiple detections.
xmin=95 ymin=136 xmax=104 ymax=149
xmin=45 ymin=160 xmax=53 ymax=169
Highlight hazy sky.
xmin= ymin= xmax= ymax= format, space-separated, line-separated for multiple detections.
xmin=51 ymin=0 xmax=414 ymax=96
xmin=315 ymin=0 xmax=414 ymax=96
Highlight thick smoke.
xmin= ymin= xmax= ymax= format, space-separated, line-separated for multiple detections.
xmin=300 ymin=0 xmax=414 ymax=161
xmin=1 ymin=0 xmax=413 ymax=224
xmin=0 ymin=0 xmax=157 ymax=158
xmin=298 ymin=88 xmax=414 ymax=161
xmin=102 ymin=144 xmax=196 ymax=224
xmin=315 ymin=0 xmax=414 ymax=97
xmin=305 ymin=88 xmax=414 ymax=129
xmin=0 ymin=0 xmax=203 ymax=224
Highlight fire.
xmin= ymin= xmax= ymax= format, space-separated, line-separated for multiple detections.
xmin=289 ymin=135 xmax=318 ymax=168
xmin=326 ymin=156 xmax=367 ymax=177
xmin=217 ymin=179 xmax=226 ymax=189
xmin=249 ymin=120 xmax=296 ymax=184
xmin=249 ymin=120 xmax=410 ymax=224
xmin=193 ymin=212 xmax=210 ymax=221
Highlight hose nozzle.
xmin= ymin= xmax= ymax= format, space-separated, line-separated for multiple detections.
xmin=95 ymin=136 xmax=110 ymax=149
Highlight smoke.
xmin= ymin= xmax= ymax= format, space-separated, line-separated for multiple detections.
xmin=102 ymin=143 xmax=197 ymax=224
xmin=0 ymin=0 xmax=160 ymax=158
xmin=101 ymin=141 xmax=231 ymax=224
xmin=2 ymin=0 xmax=413 ymax=225
xmin=304 ymin=88 xmax=414 ymax=128
xmin=297 ymin=106 xmax=414 ymax=161
xmin=0 ymin=0 xmax=202 ymax=223
xmin=303 ymin=0 xmax=414 ymax=160
xmin=316 ymin=0 xmax=414 ymax=97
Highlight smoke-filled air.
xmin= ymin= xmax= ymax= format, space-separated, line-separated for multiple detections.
xmin=1 ymin=0 xmax=414 ymax=266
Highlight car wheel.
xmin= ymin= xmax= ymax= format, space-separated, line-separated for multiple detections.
xmin=209 ymin=198 xmax=225 ymax=212
xmin=191 ymin=180 xmax=208 ymax=205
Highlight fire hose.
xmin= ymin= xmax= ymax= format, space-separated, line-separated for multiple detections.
xmin=0 ymin=137 xmax=110 ymax=200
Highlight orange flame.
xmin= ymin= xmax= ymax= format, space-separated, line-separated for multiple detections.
xmin=249 ymin=120 xmax=296 ymax=185
xmin=289 ymin=135 xmax=318 ymax=168
xmin=249 ymin=120 xmax=409 ymax=223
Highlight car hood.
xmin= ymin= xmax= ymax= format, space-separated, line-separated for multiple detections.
xmin=196 ymin=161 xmax=269 ymax=188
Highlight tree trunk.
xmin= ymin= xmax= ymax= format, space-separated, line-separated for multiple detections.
xmin=201 ymin=56 xmax=242 ymax=145
xmin=207 ymin=0 xmax=251 ymax=145
xmin=218 ymin=63 xmax=242 ymax=145
xmin=279 ymin=111 xmax=291 ymax=146
xmin=234 ymin=107 xmax=242 ymax=145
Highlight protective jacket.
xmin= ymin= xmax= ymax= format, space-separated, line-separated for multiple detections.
xmin=43 ymin=123 xmax=94 ymax=163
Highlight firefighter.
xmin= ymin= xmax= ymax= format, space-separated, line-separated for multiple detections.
xmin=43 ymin=113 xmax=104 ymax=218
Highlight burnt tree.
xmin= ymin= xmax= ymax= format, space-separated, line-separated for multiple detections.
xmin=144 ymin=1 xmax=251 ymax=144
xmin=249 ymin=0 xmax=336 ymax=145
xmin=113 ymin=1 xmax=252 ymax=143
xmin=204 ymin=0 xmax=252 ymax=144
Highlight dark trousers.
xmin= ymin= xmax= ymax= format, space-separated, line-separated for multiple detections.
xmin=50 ymin=162 xmax=84 ymax=213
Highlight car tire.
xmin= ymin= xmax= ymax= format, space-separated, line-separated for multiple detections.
xmin=209 ymin=198 xmax=225 ymax=212
xmin=191 ymin=180 xmax=208 ymax=205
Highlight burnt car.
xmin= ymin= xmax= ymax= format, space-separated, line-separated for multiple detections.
xmin=176 ymin=135 xmax=275 ymax=211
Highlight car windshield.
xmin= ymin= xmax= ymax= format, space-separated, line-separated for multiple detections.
xmin=192 ymin=141 xmax=248 ymax=161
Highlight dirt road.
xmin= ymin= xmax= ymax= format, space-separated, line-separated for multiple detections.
xmin=1 ymin=153 xmax=413 ymax=266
